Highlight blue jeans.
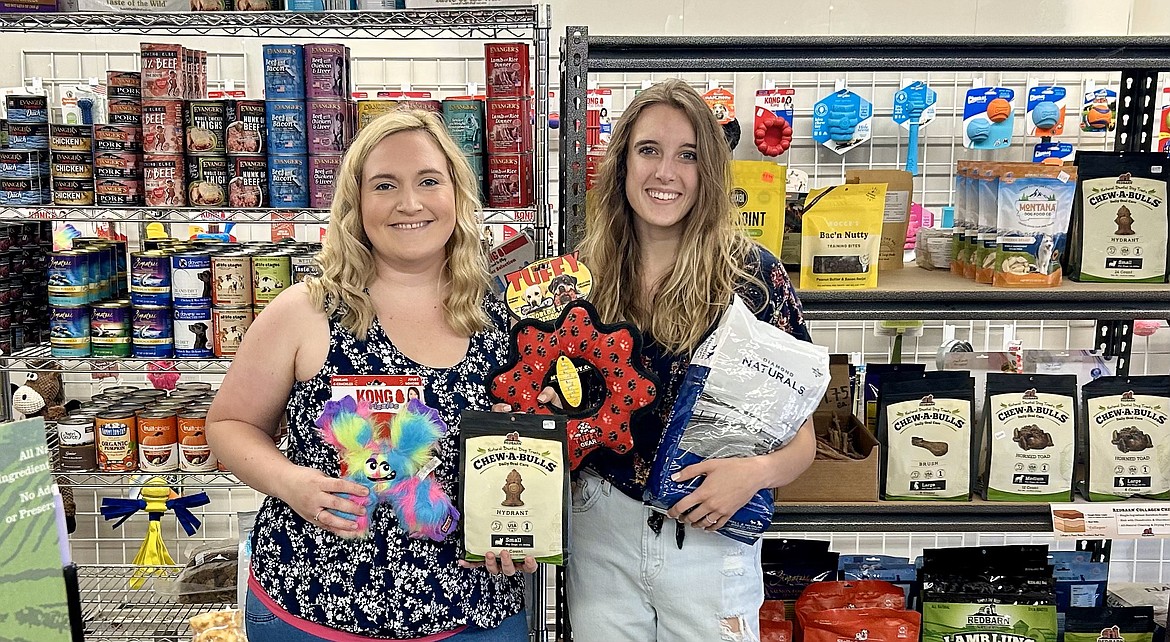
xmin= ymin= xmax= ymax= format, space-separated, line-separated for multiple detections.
xmin=244 ymin=589 xmax=529 ymax=641
xmin=566 ymin=471 xmax=764 ymax=642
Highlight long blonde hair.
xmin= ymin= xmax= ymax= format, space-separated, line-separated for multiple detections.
xmin=307 ymin=110 xmax=491 ymax=340
xmin=578 ymin=79 xmax=758 ymax=355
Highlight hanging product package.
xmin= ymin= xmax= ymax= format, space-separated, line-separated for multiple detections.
xmin=458 ymin=410 xmax=569 ymax=564
xmin=982 ymin=373 xmax=1078 ymax=502
xmin=800 ymin=182 xmax=886 ymax=289
xmin=994 ymin=164 xmax=1078 ymax=287
xmin=1068 ymin=151 xmax=1170 ymax=283
xmin=646 ymin=295 xmax=830 ymax=543
xmin=731 ymin=160 xmax=786 ymax=257
xmin=1081 ymin=375 xmax=1170 ymax=501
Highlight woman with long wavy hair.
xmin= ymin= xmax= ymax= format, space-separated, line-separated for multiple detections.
xmin=208 ymin=110 xmax=535 ymax=641
xmin=568 ymin=79 xmax=817 ymax=641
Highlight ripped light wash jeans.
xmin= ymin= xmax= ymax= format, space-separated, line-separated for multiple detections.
xmin=566 ymin=470 xmax=763 ymax=642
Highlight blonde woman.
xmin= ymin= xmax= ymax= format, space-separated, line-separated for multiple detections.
xmin=207 ymin=110 xmax=534 ymax=641
xmin=568 ymin=79 xmax=817 ymax=641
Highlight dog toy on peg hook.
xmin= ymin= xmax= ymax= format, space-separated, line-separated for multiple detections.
xmin=754 ymin=85 xmax=795 ymax=157
xmin=812 ymin=83 xmax=872 ymax=155
xmin=892 ymin=81 xmax=937 ymax=176
xmin=100 ymin=477 xmax=210 ymax=589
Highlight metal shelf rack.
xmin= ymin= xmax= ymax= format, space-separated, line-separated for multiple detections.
xmin=0 ymin=205 xmax=538 ymax=225
xmin=77 ymin=564 xmax=233 ymax=641
xmin=2 ymin=344 xmax=233 ymax=374
xmin=771 ymin=500 xmax=1053 ymax=533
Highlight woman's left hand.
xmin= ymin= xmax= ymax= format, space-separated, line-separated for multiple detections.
xmin=458 ymin=551 xmax=539 ymax=576
xmin=665 ymin=457 xmax=771 ymax=531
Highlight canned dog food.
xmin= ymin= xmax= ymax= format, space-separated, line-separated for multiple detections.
xmin=142 ymin=100 xmax=184 ymax=154
xmin=356 ymin=100 xmax=399 ymax=131
xmin=252 ymin=254 xmax=291 ymax=306
xmin=108 ymin=98 xmax=143 ymax=119
xmin=53 ymin=178 xmax=95 ymax=206
xmin=138 ymin=409 xmax=178 ymax=472
xmin=90 ymin=301 xmax=131 ymax=357
xmin=131 ymin=251 xmax=172 ymax=306
xmin=178 ymin=409 xmax=215 ymax=472
xmin=174 ymin=305 xmax=213 ymax=358
xmin=442 ymin=99 xmax=486 ymax=155
xmin=266 ymin=100 xmax=307 ymax=156
xmin=6 ymin=95 xmax=49 ymax=124
xmin=304 ymin=43 xmax=348 ymax=100
xmin=94 ymin=151 xmax=142 ymax=179
xmin=108 ymin=111 xmax=143 ymax=127
xmin=96 ymin=178 xmax=144 ymax=206
xmin=141 ymin=43 xmax=184 ymax=100
xmin=291 ymin=252 xmax=320 ymax=284
xmin=96 ymin=409 xmax=137 ymax=472
xmin=484 ymin=42 xmax=530 ymax=98
xmin=309 ymin=154 xmax=341 ymax=209
xmin=48 ymin=251 xmax=87 ymax=306
xmin=263 ymin=44 xmax=305 ymax=100
xmin=185 ymin=100 xmax=227 ymax=155
xmin=225 ymin=100 xmax=266 ymax=155
xmin=51 ymin=157 xmax=93 ymax=180
xmin=49 ymin=124 xmax=93 ymax=153
xmin=0 ymin=150 xmax=47 ymax=180
xmin=94 ymin=124 xmax=143 ymax=153
xmin=211 ymin=253 xmax=252 ymax=306
xmin=7 ymin=123 xmax=50 ymax=149
xmin=212 ymin=305 xmax=252 ymax=357
xmin=186 ymin=155 xmax=229 ymax=207
xmin=49 ymin=304 xmax=89 ymax=357
xmin=0 ymin=180 xmax=49 ymax=206
xmin=171 ymin=251 xmax=212 ymax=307
xmin=228 ymin=156 xmax=267 ymax=208
xmin=268 ymin=155 xmax=308 ymax=208
xmin=486 ymin=98 xmax=532 ymax=154
xmin=487 ymin=153 xmax=532 ymax=208
xmin=307 ymin=99 xmax=348 ymax=155
xmin=58 ymin=417 xmax=96 ymax=472
xmin=143 ymin=155 xmax=185 ymax=207
xmin=132 ymin=304 xmax=173 ymax=358
xmin=106 ymin=71 xmax=142 ymax=99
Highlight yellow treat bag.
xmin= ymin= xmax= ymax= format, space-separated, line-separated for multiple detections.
xmin=730 ymin=160 xmax=786 ymax=257
xmin=799 ymin=183 xmax=886 ymax=290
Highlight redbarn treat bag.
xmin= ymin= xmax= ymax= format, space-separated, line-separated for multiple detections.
xmin=458 ymin=411 xmax=569 ymax=565
xmin=646 ymin=296 xmax=830 ymax=543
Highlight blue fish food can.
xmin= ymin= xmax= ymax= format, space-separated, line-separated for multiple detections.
xmin=130 ymin=250 xmax=172 ymax=307
xmin=132 ymin=304 xmax=174 ymax=358
xmin=50 ymin=304 xmax=90 ymax=357
xmin=268 ymin=155 xmax=308 ymax=208
xmin=48 ymin=251 xmax=88 ymax=306
xmin=90 ymin=301 xmax=131 ymax=357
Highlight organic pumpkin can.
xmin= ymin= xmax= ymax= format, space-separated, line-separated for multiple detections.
xmin=96 ymin=409 xmax=138 ymax=472
xmin=138 ymin=409 xmax=179 ymax=472
xmin=178 ymin=408 xmax=215 ymax=472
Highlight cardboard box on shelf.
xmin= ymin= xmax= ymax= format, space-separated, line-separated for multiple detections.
xmin=774 ymin=413 xmax=879 ymax=503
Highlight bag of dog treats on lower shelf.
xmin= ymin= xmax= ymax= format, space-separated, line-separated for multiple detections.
xmin=1081 ymin=375 xmax=1170 ymax=501
xmin=1066 ymin=607 xmax=1156 ymax=642
xmin=188 ymin=609 xmax=245 ymax=641
xmin=982 ymin=373 xmax=1078 ymax=502
xmin=878 ymin=373 xmax=977 ymax=501
xmin=805 ymin=608 xmax=921 ymax=642
xmin=458 ymin=411 xmax=569 ymax=565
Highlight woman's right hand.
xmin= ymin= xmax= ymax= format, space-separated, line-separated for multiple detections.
xmin=277 ymin=464 xmax=371 ymax=538
xmin=491 ymin=386 xmax=563 ymax=413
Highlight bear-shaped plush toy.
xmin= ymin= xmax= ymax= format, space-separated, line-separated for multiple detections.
xmin=10 ymin=361 xmax=82 ymax=532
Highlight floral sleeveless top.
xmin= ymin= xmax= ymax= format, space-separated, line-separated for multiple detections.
xmin=249 ymin=294 xmax=524 ymax=638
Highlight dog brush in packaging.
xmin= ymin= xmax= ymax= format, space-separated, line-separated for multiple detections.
xmin=1027 ymin=85 xmax=1067 ymax=137
xmin=1081 ymin=85 xmax=1117 ymax=133
xmin=963 ymin=86 xmax=1015 ymax=150
xmin=812 ymin=85 xmax=872 ymax=155
xmin=754 ymin=87 xmax=794 ymax=157
xmin=892 ymin=80 xmax=937 ymax=175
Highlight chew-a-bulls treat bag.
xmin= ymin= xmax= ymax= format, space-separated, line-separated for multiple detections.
xmin=982 ymin=373 xmax=1078 ymax=502
xmin=645 ymin=295 xmax=830 ymax=543
xmin=1081 ymin=375 xmax=1170 ymax=501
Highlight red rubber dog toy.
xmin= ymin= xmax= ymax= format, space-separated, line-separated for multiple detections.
xmin=490 ymin=300 xmax=659 ymax=470
xmin=754 ymin=109 xmax=793 ymax=157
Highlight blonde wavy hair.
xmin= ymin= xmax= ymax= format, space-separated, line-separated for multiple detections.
xmin=578 ymin=79 xmax=760 ymax=355
xmin=307 ymin=109 xmax=491 ymax=340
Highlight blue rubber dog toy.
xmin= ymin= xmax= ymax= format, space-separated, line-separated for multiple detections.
xmin=1031 ymin=101 xmax=1060 ymax=130
xmin=966 ymin=118 xmax=992 ymax=144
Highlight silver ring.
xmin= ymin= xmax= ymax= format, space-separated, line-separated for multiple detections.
xmin=314 ymin=509 xmax=324 ymax=522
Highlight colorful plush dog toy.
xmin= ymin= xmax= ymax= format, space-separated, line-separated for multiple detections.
xmin=316 ymin=396 xmax=459 ymax=541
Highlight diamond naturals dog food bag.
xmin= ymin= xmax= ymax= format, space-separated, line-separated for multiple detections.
xmin=879 ymin=374 xmax=976 ymax=501
xmin=1068 ymin=152 xmax=1170 ymax=283
xmin=458 ymin=411 xmax=569 ymax=564
xmin=994 ymin=165 xmax=1078 ymax=288
xmin=983 ymin=373 xmax=1078 ymax=502
xmin=1081 ymin=375 xmax=1170 ymax=501
xmin=800 ymin=183 xmax=886 ymax=290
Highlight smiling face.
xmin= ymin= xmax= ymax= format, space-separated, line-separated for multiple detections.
xmin=624 ymin=104 xmax=699 ymax=240
xmin=360 ymin=130 xmax=457 ymax=271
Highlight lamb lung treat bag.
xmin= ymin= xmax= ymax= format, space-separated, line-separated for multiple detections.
xmin=879 ymin=374 xmax=976 ymax=501
xmin=458 ymin=411 xmax=569 ymax=565
xmin=1081 ymin=375 xmax=1170 ymax=501
xmin=646 ymin=296 xmax=830 ymax=543
xmin=983 ymin=373 xmax=1078 ymax=502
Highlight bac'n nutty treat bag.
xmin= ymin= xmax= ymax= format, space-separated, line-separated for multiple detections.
xmin=878 ymin=372 xmax=977 ymax=501
xmin=1080 ymin=375 xmax=1170 ymax=501
xmin=799 ymin=182 xmax=886 ymax=290
xmin=458 ymin=411 xmax=569 ymax=565
xmin=982 ymin=373 xmax=1078 ymax=502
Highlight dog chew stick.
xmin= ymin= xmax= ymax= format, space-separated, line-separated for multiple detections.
xmin=910 ymin=436 xmax=949 ymax=456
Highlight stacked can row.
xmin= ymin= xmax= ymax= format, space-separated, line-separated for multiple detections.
xmin=56 ymin=381 xmax=220 ymax=473
xmin=1 ymin=95 xmax=51 ymax=205
xmin=483 ymin=42 xmax=533 ymax=209
xmin=0 ymin=221 xmax=51 ymax=355
xmin=263 ymin=43 xmax=354 ymax=210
